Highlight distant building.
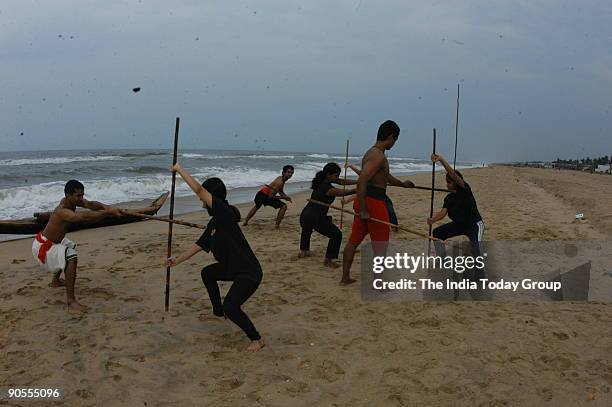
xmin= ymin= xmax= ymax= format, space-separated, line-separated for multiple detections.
xmin=595 ymin=164 xmax=611 ymax=174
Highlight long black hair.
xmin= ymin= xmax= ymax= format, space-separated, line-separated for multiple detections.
xmin=311 ymin=162 xmax=341 ymax=190
xmin=445 ymin=170 xmax=464 ymax=189
xmin=201 ymin=177 xmax=241 ymax=221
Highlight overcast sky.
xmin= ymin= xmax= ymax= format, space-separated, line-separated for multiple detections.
xmin=1 ymin=0 xmax=610 ymax=162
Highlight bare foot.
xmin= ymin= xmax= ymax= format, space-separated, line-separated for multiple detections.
xmin=246 ymin=339 xmax=265 ymax=352
xmin=67 ymin=300 xmax=89 ymax=313
xmin=298 ymin=251 xmax=310 ymax=258
xmin=198 ymin=314 xmax=224 ymax=322
xmin=324 ymin=260 xmax=341 ymax=269
xmin=49 ymin=279 xmax=66 ymax=287
xmin=340 ymin=278 xmax=357 ymax=285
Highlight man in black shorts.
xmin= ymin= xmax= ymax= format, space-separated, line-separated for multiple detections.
xmin=243 ymin=165 xmax=294 ymax=229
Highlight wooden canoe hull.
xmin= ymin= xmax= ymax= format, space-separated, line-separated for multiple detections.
xmin=0 ymin=192 xmax=169 ymax=235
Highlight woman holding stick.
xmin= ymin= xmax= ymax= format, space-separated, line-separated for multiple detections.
xmin=299 ymin=163 xmax=357 ymax=268
xmin=427 ymin=154 xmax=485 ymax=261
xmin=165 ymin=163 xmax=265 ymax=352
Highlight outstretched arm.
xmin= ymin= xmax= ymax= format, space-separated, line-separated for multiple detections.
xmin=57 ymin=207 xmax=117 ymax=223
xmin=171 ymin=163 xmax=213 ymax=207
xmin=333 ymin=178 xmax=358 ymax=186
xmin=327 ymin=187 xmax=357 ymax=197
xmin=432 ymin=154 xmax=465 ymax=189
xmin=165 ymin=244 xmax=203 ymax=267
xmin=427 ymin=208 xmax=448 ymax=225
xmin=277 ymin=187 xmax=292 ymax=202
xmin=387 ymin=174 xmax=415 ymax=188
xmin=81 ymin=199 xmax=122 ymax=216
xmin=346 ymin=163 xmax=361 ymax=175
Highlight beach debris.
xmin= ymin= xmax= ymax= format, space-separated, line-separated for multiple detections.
xmin=575 ymin=213 xmax=584 ymax=220
xmin=132 ymin=87 xmax=141 ymax=93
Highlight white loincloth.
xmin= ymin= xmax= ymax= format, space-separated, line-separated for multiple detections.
xmin=32 ymin=234 xmax=78 ymax=273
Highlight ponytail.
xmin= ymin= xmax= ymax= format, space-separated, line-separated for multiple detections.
xmin=311 ymin=162 xmax=341 ymax=190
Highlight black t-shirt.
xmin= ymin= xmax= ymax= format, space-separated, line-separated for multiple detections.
xmin=196 ymin=196 xmax=262 ymax=280
xmin=302 ymin=181 xmax=334 ymax=218
xmin=443 ymin=181 xmax=482 ymax=227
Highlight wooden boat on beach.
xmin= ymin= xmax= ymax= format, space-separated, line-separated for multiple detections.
xmin=0 ymin=192 xmax=169 ymax=235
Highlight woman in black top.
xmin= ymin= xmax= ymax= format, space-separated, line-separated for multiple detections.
xmin=299 ymin=163 xmax=357 ymax=268
xmin=427 ymin=154 xmax=485 ymax=257
xmin=165 ymin=164 xmax=264 ymax=352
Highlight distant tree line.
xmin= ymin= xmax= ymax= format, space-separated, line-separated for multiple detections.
xmin=554 ymin=155 xmax=610 ymax=166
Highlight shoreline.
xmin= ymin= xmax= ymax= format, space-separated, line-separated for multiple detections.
xmin=0 ymin=169 xmax=452 ymax=243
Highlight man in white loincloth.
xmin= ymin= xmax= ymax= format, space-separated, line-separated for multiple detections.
xmin=32 ymin=180 xmax=122 ymax=312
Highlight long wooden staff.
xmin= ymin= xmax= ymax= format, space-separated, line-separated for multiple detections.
xmin=308 ymin=199 xmax=439 ymax=241
xmin=453 ymin=83 xmax=460 ymax=170
xmin=411 ymin=185 xmax=451 ymax=193
xmin=165 ymin=117 xmax=180 ymax=312
xmin=428 ymin=128 xmax=437 ymax=256
xmin=121 ymin=211 xmax=205 ymax=229
xmin=340 ymin=139 xmax=349 ymax=228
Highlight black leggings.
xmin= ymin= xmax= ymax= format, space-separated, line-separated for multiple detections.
xmin=433 ymin=220 xmax=485 ymax=257
xmin=299 ymin=212 xmax=342 ymax=259
xmin=200 ymin=263 xmax=262 ymax=341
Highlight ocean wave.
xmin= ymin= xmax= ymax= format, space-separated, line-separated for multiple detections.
xmin=119 ymin=152 xmax=169 ymax=158
xmin=244 ymin=155 xmax=295 ymax=159
xmin=181 ymin=153 xmax=295 ymax=160
xmin=0 ymin=166 xmax=313 ymax=219
xmin=181 ymin=153 xmax=206 ymax=158
xmin=125 ymin=166 xmax=168 ymax=174
xmin=0 ymin=155 xmax=124 ymax=167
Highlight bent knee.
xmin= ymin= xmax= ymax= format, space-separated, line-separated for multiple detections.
xmin=222 ymin=301 xmax=239 ymax=316
xmin=432 ymin=228 xmax=444 ymax=240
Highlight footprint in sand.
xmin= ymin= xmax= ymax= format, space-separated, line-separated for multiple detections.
xmin=123 ymin=296 xmax=143 ymax=303
xmin=105 ymin=357 xmax=139 ymax=377
xmin=44 ymin=299 xmax=65 ymax=306
xmin=284 ymin=380 xmax=310 ymax=395
xmin=16 ymin=285 xmax=42 ymax=296
xmin=314 ymin=360 xmax=345 ymax=382
xmin=408 ymin=316 xmax=441 ymax=328
xmin=84 ymin=287 xmax=116 ymax=300
xmin=76 ymin=389 xmax=95 ymax=400
xmin=11 ymin=259 xmax=27 ymax=264
xmin=219 ymin=377 xmax=243 ymax=390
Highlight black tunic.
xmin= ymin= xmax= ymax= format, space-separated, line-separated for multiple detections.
xmin=443 ymin=182 xmax=482 ymax=227
xmin=196 ymin=196 xmax=262 ymax=281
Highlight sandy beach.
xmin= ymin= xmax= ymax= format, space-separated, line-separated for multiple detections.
xmin=1 ymin=166 xmax=611 ymax=406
